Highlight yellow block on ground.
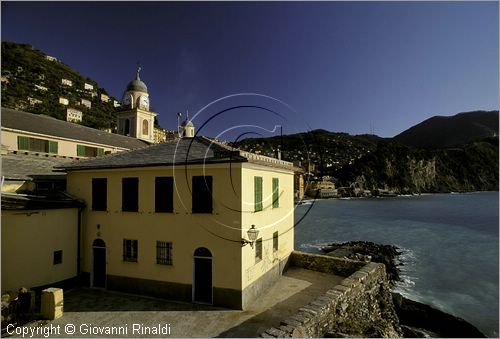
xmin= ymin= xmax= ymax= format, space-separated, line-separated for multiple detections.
xmin=41 ymin=288 xmax=63 ymax=320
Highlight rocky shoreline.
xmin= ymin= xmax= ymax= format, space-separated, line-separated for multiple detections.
xmin=322 ymin=241 xmax=486 ymax=338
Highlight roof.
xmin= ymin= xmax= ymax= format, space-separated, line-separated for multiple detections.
xmin=57 ymin=136 xmax=296 ymax=172
xmin=126 ymin=79 xmax=148 ymax=93
xmin=181 ymin=119 xmax=194 ymax=127
xmin=1 ymin=153 xmax=75 ymax=180
xmin=1 ymin=192 xmax=85 ymax=210
xmin=1 ymin=107 xmax=149 ymax=150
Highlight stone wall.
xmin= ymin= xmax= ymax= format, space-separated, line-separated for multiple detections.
xmin=261 ymin=252 xmax=403 ymax=338
xmin=289 ymin=251 xmax=366 ymax=277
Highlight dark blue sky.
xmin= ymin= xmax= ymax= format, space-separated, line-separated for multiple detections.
xmin=2 ymin=1 xmax=498 ymax=139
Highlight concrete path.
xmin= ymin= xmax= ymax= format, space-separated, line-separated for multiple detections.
xmin=7 ymin=267 xmax=344 ymax=338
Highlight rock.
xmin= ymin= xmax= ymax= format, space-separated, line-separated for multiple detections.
xmin=400 ymin=325 xmax=428 ymax=338
xmin=392 ymin=293 xmax=486 ymax=338
xmin=322 ymin=241 xmax=401 ymax=284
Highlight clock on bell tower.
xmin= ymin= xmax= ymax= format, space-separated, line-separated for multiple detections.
xmin=116 ymin=66 xmax=157 ymax=143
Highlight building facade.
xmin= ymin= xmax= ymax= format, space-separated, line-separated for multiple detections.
xmin=1 ymin=107 xmax=148 ymax=158
xmin=1 ymin=152 xmax=84 ymax=292
xmin=61 ymin=134 xmax=295 ymax=309
xmin=1 ymin=67 xmax=296 ymax=310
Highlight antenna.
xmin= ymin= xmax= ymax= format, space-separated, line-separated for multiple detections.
xmin=177 ymin=112 xmax=182 ymax=137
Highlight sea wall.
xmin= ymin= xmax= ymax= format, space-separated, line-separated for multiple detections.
xmin=289 ymin=251 xmax=366 ymax=277
xmin=261 ymin=251 xmax=402 ymax=338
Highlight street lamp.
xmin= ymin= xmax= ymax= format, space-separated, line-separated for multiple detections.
xmin=241 ymin=225 xmax=259 ymax=248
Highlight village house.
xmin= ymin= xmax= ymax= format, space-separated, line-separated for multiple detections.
xmin=59 ymin=119 xmax=295 ymax=308
xmin=1 ymin=107 xmax=149 ymax=159
xmin=1 ymin=150 xmax=83 ymax=292
xmin=1 ymin=69 xmax=296 ymax=310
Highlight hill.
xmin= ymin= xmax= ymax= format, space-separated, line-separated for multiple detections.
xmin=234 ymin=129 xmax=383 ymax=174
xmin=333 ymin=137 xmax=499 ymax=194
xmin=234 ymin=111 xmax=499 ymax=194
xmin=1 ymin=41 xmax=120 ymax=130
xmin=393 ymin=110 xmax=499 ymax=149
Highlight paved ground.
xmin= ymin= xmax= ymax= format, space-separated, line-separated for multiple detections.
xmin=8 ymin=267 xmax=344 ymax=338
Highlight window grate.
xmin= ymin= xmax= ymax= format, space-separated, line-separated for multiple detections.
xmin=156 ymin=241 xmax=173 ymax=265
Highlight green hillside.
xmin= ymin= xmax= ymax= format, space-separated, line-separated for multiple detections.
xmin=235 ymin=129 xmax=383 ymax=174
xmin=1 ymin=41 xmax=120 ymax=129
xmin=235 ymin=112 xmax=499 ymax=194
xmin=334 ymin=137 xmax=499 ymax=194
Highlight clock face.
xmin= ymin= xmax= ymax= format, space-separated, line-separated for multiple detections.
xmin=139 ymin=96 xmax=149 ymax=110
xmin=123 ymin=93 xmax=132 ymax=105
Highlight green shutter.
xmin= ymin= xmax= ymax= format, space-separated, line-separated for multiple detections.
xmin=272 ymin=178 xmax=279 ymax=208
xmin=17 ymin=136 xmax=30 ymax=151
xmin=254 ymin=176 xmax=263 ymax=212
xmin=77 ymin=144 xmax=85 ymax=157
xmin=97 ymin=148 xmax=104 ymax=157
xmin=48 ymin=141 xmax=58 ymax=154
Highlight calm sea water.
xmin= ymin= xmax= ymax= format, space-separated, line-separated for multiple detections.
xmin=294 ymin=192 xmax=499 ymax=337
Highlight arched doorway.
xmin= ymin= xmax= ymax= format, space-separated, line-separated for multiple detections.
xmin=193 ymin=247 xmax=212 ymax=304
xmin=92 ymin=239 xmax=106 ymax=288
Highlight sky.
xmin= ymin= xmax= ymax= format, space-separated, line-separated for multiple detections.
xmin=1 ymin=1 xmax=498 ymax=140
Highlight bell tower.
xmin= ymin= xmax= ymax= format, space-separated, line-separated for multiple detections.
xmin=179 ymin=110 xmax=195 ymax=138
xmin=117 ymin=67 xmax=157 ymax=143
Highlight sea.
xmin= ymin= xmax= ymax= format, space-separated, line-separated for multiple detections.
xmin=294 ymin=191 xmax=499 ymax=337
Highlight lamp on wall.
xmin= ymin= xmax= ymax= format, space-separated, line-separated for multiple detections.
xmin=241 ymin=225 xmax=259 ymax=248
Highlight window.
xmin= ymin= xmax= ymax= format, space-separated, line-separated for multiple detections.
xmin=254 ymin=176 xmax=263 ymax=212
xmin=122 ymin=177 xmax=139 ymax=212
xmin=124 ymin=119 xmax=130 ymax=135
xmin=77 ymin=144 xmax=104 ymax=157
xmin=17 ymin=136 xmax=58 ymax=154
xmin=272 ymin=178 xmax=279 ymax=208
xmin=192 ymin=176 xmax=213 ymax=213
xmin=123 ymin=239 xmax=138 ymax=262
xmin=53 ymin=250 xmax=62 ymax=265
xmin=156 ymin=241 xmax=173 ymax=265
xmin=273 ymin=231 xmax=279 ymax=252
xmin=155 ymin=177 xmax=173 ymax=213
xmin=92 ymin=178 xmax=107 ymax=211
xmin=255 ymin=238 xmax=262 ymax=263
xmin=142 ymin=119 xmax=149 ymax=135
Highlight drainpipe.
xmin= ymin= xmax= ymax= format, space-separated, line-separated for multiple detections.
xmin=77 ymin=206 xmax=82 ymax=279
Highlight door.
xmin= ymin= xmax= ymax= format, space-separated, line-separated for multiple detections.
xmin=92 ymin=239 xmax=106 ymax=288
xmin=193 ymin=247 xmax=213 ymax=304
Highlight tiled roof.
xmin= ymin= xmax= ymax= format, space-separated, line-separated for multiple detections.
xmin=2 ymin=153 xmax=75 ymax=180
xmin=1 ymin=107 xmax=149 ymax=150
xmin=57 ymin=137 xmax=248 ymax=171
xmin=2 ymin=192 xmax=85 ymax=210
xmin=57 ymin=136 xmax=296 ymax=172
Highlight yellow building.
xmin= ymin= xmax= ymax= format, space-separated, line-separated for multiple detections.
xmin=1 ymin=107 xmax=148 ymax=158
xmin=2 ymin=67 xmax=295 ymax=310
xmin=60 ymin=128 xmax=295 ymax=309
xmin=1 ymin=153 xmax=84 ymax=292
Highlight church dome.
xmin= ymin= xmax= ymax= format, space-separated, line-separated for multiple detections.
xmin=125 ymin=67 xmax=148 ymax=93
xmin=126 ymin=78 xmax=148 ymax=93
xmin=181 ymin=119 xmax=194 ymax=127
